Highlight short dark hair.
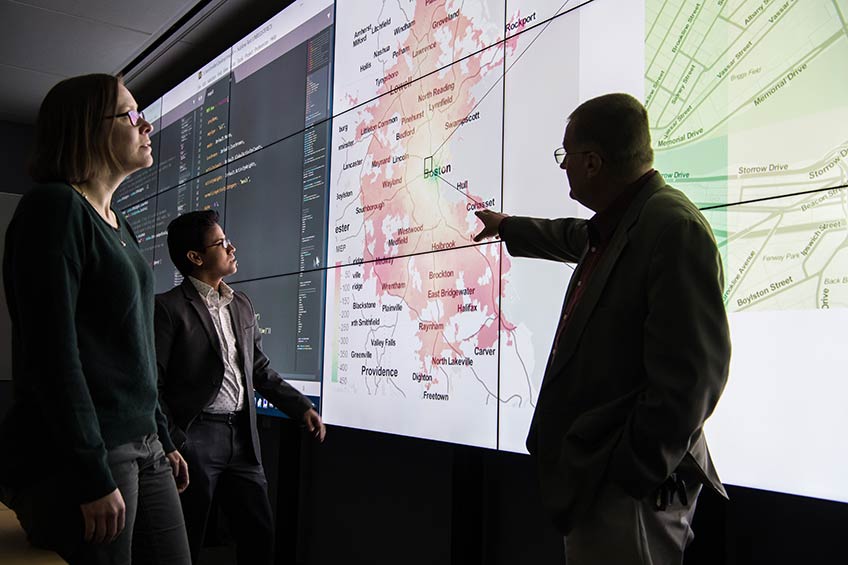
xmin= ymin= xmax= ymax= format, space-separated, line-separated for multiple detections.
xmin=30 ymin=74 xmax=122 ymax=184
xmin=568 ymin=93 xmax=653 ymax=177
xmin=167 ymin=210 xmax=221 ymax=277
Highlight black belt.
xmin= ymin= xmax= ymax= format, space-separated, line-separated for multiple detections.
xmin=197 ymin=411 xmax=243 ymax=425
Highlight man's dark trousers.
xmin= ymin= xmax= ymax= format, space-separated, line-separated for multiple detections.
xmin=180 ymin=412 xmax=274 ymax=565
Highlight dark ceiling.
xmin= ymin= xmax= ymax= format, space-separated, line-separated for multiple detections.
xmin=0 ymin=0 xmax=296 ymax=125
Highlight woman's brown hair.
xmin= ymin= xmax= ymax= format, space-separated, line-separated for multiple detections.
xmin=29 ymin=73 xmax=122 ymax=184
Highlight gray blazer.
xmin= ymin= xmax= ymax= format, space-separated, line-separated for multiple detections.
xmin=501 ymin=173 xmax=730 ymax=534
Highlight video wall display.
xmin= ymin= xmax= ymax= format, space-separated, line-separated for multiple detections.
xmin=118 ymin=0 xmax=848 ymax=502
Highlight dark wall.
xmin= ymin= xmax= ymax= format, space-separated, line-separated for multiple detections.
xmin=0 ymin=120 xmax=35 ymax=195
xmin=260 ymin=417 xmax=848 ymax=565
xmin=0 ymin=122 xmax=34 ymax=416
xmin=262 ymin=421 xmax=565 ymax=565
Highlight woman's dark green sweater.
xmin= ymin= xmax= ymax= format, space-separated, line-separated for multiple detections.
xmin=0 ymin=183 xmax=173 ymax=503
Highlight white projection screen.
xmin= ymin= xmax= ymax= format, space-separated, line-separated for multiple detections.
xmin=117 ymin=0 xmax=848 ymax=503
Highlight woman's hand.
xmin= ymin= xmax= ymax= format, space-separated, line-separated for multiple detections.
xmin=80 ymin=488 xmax=125 ymax=544
xmin=166 ymin=450 xmax=190 ymax=493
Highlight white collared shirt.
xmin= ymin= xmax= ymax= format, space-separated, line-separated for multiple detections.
xmin=189 ymin=276 xmax=245 ymax=413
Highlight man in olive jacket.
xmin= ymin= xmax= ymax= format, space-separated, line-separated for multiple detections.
xmin=475 ymin=93 xmax=730 ymax=564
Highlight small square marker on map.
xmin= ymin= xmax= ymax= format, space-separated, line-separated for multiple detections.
xmin=424 ymin=156 xmax=433 ymax=176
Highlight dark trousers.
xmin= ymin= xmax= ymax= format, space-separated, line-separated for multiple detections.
xmin=7 ymin=434 xmax=191 ymax=565
xmin=180 ymin=413 xmax=274 ymax=565
xmin=564 ymin=479 xmax=702 ymax=565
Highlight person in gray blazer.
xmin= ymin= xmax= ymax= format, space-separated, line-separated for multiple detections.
xmin=155 ymin=210 xmax=325 ymax=565
xmin=475 ymin=93 xmax=730 ymax=564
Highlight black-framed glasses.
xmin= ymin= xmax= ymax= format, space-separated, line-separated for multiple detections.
xmin=553 ymin=147 xmax=591 ymax=165
xmin=107 ymin=109 xmax=146 ymax=126
xmin=204 ymin=237 xmax=233 ymax=250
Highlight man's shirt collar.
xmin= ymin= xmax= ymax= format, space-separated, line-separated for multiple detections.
xmin=588 ymin=169 xmax=657 ymax=243
xmin=189 ymin=276 xmax=234 ymax=306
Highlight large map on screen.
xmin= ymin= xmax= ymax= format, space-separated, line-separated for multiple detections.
xmin=323 ymin=0 xmax=509 ymax=447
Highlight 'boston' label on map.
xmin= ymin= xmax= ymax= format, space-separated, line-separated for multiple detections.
xmin=424 ymin=163 xmax=451 ymax=178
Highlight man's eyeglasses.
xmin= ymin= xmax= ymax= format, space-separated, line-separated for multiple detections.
xmin=107 ymin=109 xmax=146 ymax=126
xmin=204 ymin=238 xmax=233 ymax=250
xmin=553 ymin=147 xmax=591 ymax=165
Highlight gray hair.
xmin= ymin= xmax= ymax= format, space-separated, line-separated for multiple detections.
xmin=568 ymin=93 xmax=653 ymax=177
